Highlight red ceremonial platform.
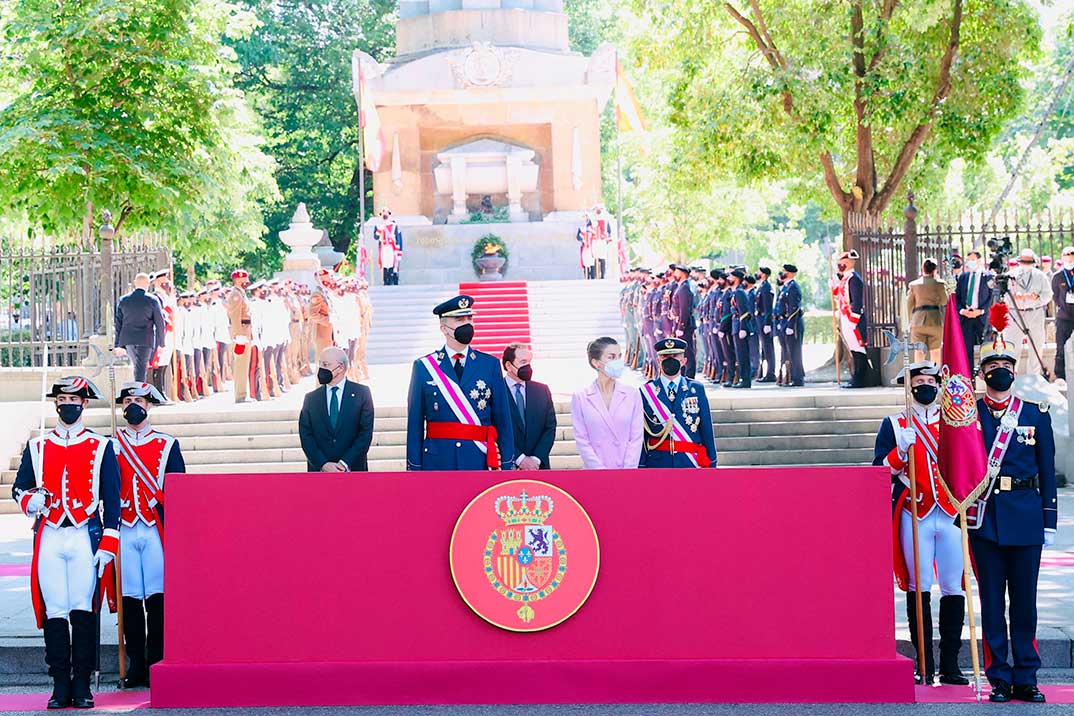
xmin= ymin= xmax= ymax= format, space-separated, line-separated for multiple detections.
xmin=149 ymin=466 xmax=916 ymax=707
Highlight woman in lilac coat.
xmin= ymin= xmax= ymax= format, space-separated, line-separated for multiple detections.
xmin=570 ymin=337 xmax=644 ymax=469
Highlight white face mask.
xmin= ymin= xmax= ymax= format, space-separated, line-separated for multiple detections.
xmin=965 ymin=260 xmax=978 ymax=271
xmin=1064 ymin=260 xmax=1074 ymax=271
xmin=601 ymin=358 xmax=626 ymax=378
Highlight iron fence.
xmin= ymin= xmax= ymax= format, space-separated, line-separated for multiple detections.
xmin=1 ymin=235 xmax=169 ymax=367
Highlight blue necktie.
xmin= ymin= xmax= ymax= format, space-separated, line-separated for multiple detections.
xmin=514 ymin=383 xmax=526 ymax=430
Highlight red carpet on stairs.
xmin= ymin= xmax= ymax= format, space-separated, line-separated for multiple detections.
xmin=459 ymin=281 xmax=531 ymax=358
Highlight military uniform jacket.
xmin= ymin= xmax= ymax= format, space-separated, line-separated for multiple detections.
xmin=639 ymin=377 xmax=717 ymax=469
xmin=756 ymin=280 xmax=774 ymax=330
xmin=112 ymin=426 xmax=185 ymax=534
xmin=406 ymin=348 xmax=516 ymax=471
xmin=730 ymin=287 xmax=754 ymax=334
xmin=671 ymin=280 xmax=694 ymax=337
xmin=226 ymin=286 xmax=252 ymax=339
xmin=970 ymin=397 xmax=1057 ymax=546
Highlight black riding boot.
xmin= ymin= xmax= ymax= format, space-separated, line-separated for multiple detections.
xmin=121 ymin=597 xmax=148 ymax=688
xmin=145 ymin=593 xmax=165 ymax=681
xmin=906 ymin=591 xmax=935 ymax=684
xmin=850 ymin=352 xmax=869 ymax=388
xmin=43 ymin=618 xmax=71 ymax=709
xmin=69 ymin=610 xmax=96 ymax=708
xmin=939 ymin=595 xmax=970 ymax=685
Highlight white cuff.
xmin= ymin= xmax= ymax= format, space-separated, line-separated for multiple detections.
xmin=1045 ymin=528 xmax=1056 ymax=533
xmin=515 ymin=454 xmax=527 ymax=466
xmin=338 ymin=460 xmax=349 ymax=471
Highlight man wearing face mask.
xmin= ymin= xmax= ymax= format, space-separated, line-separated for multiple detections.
xmin=1050 ymin=246 xmax=1074 ymax=382
xmin=669 ymin=264 xmax=696 ymax=378
xmin=966 ymin=331 xmax=1056 ymax=703
xmin=1003 ymin=248 xmax=1052 ymax=380
xmin=502 ymin=343 xmax=556 ymax=470
xmin=11 ymin=377 xmax=120 ymax=709
xmin=873 ymin=361 xmax=966 ymax=686
xmin=406 ymin=296 xmax=515 ymax=471
xmin=728 ymin=269 xmax=754 ymax=389
xmin=833 ymin=249 xmax=871 ymax=387
xmin=299 ymin=347 xmax=375 ymax=472
xmin=777 ymin=264 xmax=806 ymax=387
xmin=755 ymin=267 xmax=777 ymax=383
xmin=372 ymin=206 xmax=403 ymax=285
xmin=955 ymin=249 xmax=993 ymax=369
xmin=110 ymin=382 xmax=185 ymax=688
xmin=639 ymin=338 xmax=717 ymax=469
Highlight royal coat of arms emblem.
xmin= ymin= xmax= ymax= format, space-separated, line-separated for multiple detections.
xmin=449 ymin=480 xmax=599 ymax=632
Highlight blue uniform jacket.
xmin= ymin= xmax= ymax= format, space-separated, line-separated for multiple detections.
xmin=406 ymin=348 xmax=516 ymax=471
xmin=777 ymin=280 xmax=804 ymax=334
xmin=730 ymin=287 xmax=754 ymax=335
xmin=757 ymin=280 xmax=774 ymax=330
xmin=639 ymin=377 xmax=717 ymax=469
xmin=973 ymin=398 xmax=1057 ymax=546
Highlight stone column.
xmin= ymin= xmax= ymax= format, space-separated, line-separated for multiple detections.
xmin=506 ymin=154 xmax=525 ymax=222
xmin=450 ymin=155 xmax=469 ymax=219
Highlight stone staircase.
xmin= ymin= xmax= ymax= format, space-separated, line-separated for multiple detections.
xmin=364 ymin=279 xmax=624 ymax=364
xmin=0 ymin=388 xmax=904 ymax=514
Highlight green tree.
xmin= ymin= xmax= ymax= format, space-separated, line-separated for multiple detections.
xmin=231 ymin=0 xmax=396 ymax=269
xmin=0 ymin=0 xmax=269 ymax=250
xmin=631 ymin=0 xmax=1042 ymax=243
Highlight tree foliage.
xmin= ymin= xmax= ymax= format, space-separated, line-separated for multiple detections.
xmin=630 ymin=0 xmax=1042 ymax=233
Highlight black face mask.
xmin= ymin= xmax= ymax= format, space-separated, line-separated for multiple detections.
xmin=911 ymin=385 xmax=938 ymax=406
xmin=778 ymin=272 xmax=787 ymax=282
xmin=661 ymin=357 xmax=682 ymax=376
xmin=56 ymin=403 xmax=84 ymax=425
xmin=317 ymin=367 xmax=335 ymax=385
xmin=516 ymin=364 xmax=533 ymax=382
xmin=837 ymin=263 xmax=848 ymax=272
xmin=984 ymin=366 xmax=1016 ymax=392
xmin=453 ymin=323 xmax=475 ymax=345
xmin=123 ymin=403 xmax=148 ymax=426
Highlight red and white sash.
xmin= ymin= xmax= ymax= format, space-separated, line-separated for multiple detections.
xmin=420 ymin=353 xmax=487 ymax=454
xmin=910 ymin=412 xmax=939 ymax=467
xmin=114 ymin=429 xmax=165 ymax=508
xmin=967 ymin=397 xmax=1023 ymax=530
xmin=641 ymin=382 xmax=699 ymax=467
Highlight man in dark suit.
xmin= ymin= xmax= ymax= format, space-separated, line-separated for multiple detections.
xmin=502 ymin=343 xmax=556 ymax=470
xmin=299 ymin=347 xmax=375 ymax=472
xmin=115 ymin=273 xmax=166 ymax=382
xmin=955 ymin=249 xmax=994 ymax=369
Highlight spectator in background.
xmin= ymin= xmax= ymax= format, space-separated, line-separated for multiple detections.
xmin=1052 ymin=246 xmax=1074 ymax=383
xmin=115 ymin=273 xmax=166 ymax=382
xmin=61 ymin=311 xmax=79 ymax=341
xmin=906 ymin=258 xmax=949 ymax=364
xmin=1003 ymin=249 xmax=1053 ymax=380
xmin=955 ymin=250 xmax=993 ymax=370
xmin=502 ymin=343 xmax=556 ymax=470
xmin=570 ymin=337 xmax=643 ymax=469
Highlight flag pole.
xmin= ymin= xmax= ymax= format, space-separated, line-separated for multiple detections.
xmin=901 ymin=327 xmax=928 ymax=683
xmin=356 ymin=59 xmax=368 ymax=281
xmin=958 ymin=511 xmax=984 ymax=700
xmin=614 ymin=49 xmax=625 ymax=280
xmin=826 ymin=230 xmax=841 ymax=385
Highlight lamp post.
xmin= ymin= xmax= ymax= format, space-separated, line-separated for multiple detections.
xmin=99 ymin=211 xmax=115 ymax=337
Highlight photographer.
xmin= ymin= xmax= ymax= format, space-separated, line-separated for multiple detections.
xmin=1003 ymin=249 xmax=1052 ymax=380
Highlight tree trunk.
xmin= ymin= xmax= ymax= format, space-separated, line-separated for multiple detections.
xmin=185 ymin=257 xmax=196 ymax=291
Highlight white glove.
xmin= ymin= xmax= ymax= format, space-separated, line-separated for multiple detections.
xmin=785 ymin=327 xmax=794 ymax=335
xmin=896 ymin=427 xmax=916 ymax=454
xmin=1044 ymin=529 xmax=1056 ymax=548
xmin=763 ymin=325 xmax=772 ymax=335
xmin=738 ymin=330 xmax=746 ymax=339
xmin=94 ymin=550 xmax=114 ymax=578
xmin=717 ymin=331 xmax=725 ymax=339
xmin=24 ymin=492 xmax=46 ymax=515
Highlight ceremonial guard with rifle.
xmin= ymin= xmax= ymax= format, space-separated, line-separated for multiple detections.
xmin=639 ymin=338 xmax=717 ymax=469
xmin=405 ymin=295 xmax=515 ymax=471
xmin=11 ymin=377 xmax=121 ymax=710
xmin=873 ymin=360 xmax=966 ymax=686
xmin=968 ymin=312 xmax=1056 ymax=703
xmin=111 ymin=382 xmax=185 ymax=688
xmin=833 ymin=249 xmax=871 ymax=387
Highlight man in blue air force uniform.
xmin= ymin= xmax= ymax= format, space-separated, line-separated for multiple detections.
xmin=968 ymin=334 xmax=1056 ymax=703
xmin=639 ymin=338 xmax=717 ymax=469
xmin=406 ymin=295 xmax=515 ymax=471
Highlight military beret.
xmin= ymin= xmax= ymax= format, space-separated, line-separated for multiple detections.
xmin=655 ymin=338 xmax=689 ymax=356
xmin=783 ymin=264 xmax=798 ymax=273
xmin=730 ymin=269 xmax=746 ymax=279
xmin=47 ymin=376 xmax=103 ymax=400
xmin=116 ymin=381 xmax=168 ymax=405
xmin=230 ymin=269 xmax=249 ymax=280
xmin=433 ymin=295 xmax=475 ymax=317
xmin=758 ymin=266 xmax=772 ymax=276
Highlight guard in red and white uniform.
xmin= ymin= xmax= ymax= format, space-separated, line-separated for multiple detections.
xmin=11 ymin=377 xmax=120 ymax=710
xmin=112 ymin=382 xmax=185 ymax=688
xmin=372 ymin=206 xmax=403 ymax=286
xmin=873 ymin=361 xmax=966 ymax=686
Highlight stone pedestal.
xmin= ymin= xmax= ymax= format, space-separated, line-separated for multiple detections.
xmin=279 ymin=204 xmax=323 ymax=272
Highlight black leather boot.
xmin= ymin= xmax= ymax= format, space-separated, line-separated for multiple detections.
xmin=906 ymin=592 xmax=935 ymax=684
xmin=43 ymin=618 xmax=72 ymax=709
xmin=938 ymin=595 xmax=969 ymax=685
xmin=121 ymin=597 xmax=148 ymax=688
xmin=69 ymin=610 xmax=95 ymax=709
xmin=145 ymin=593 xmax=165 ymax=682
xmin=849 ymin=352 xmax=869 ymax=388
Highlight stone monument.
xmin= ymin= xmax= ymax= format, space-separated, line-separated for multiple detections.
xmin=353 ymin=0 xmax=617 ymax=284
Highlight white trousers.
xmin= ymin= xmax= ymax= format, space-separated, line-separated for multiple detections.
xmin=120 ymin=521 xmax=164 ymax=599
xmin=38 ymin=524 xmax=96 ymax=620
xmin=1003 ymin=308 xmax=1046 ymax=377
xmin=900 ymin=506 xmax=964 ymax=595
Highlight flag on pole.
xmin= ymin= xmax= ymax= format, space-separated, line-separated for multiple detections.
xmin=615 ymin=57 xmax=646 ymax=134
xmin=937 ymin=300 xmax=990 ymax=510
xmin=357 ymin=62 xmax=385 ymax=173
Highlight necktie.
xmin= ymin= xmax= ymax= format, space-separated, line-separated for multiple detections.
xmin=329 ymin=386 xmax=340 ymax=429
xmin=667 ymin=381 xmax=677 ymax=403
xmin=514 ymin=383 xmax=526 ymax=430
xmin=453 ymin=353 xmax=464 ymax=381
xmin=968 ymin=272 xmax=977 ymax=309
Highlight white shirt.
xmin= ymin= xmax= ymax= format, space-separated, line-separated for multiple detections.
xmin=659 ymin=375 xmax=683 ymax=397
xmin=504 ymin=374 xmax=529 ymax=466
xmin=445 ymin=346 xmax=468 ymax=370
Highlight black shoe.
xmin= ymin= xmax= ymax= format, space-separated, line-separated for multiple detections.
xmin=914 ymin=672 xmax=936 ymax=686
xmin=732 ymin=382 xmax=751 ymax=389
xmin=47 ymin=678 xmax=71 ymax=710
xmin=71 ymin=694 xmax=95 ymax=709
xmin=759 ymin=376 xmax=777 ymax=383
xmin=722 ymin=382 xmax=734 ymax=388
xmin=1013 ymin=684 xmax=1046 ymax=703
xmin=43 ymin=617 xmax=71 ymax=709
xmin=69 ymin=610 xmax=95 ymax=709
xmin=939 ymin=672 xmax=969 ymax=685
xmin=989 ymin=681 xmax=1013 ymax=702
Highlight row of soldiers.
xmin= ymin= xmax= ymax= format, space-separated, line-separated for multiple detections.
xmin=620 ymin=263 xmax=807 ymax=389
xmin=143 ymin=267 xmax=372 ymax=405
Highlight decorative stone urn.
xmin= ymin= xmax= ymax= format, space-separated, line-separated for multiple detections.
xmin=279 ymin=203 xmax=322 ymax=272
xmin=475 ymin=254 xmax=507 ymax=281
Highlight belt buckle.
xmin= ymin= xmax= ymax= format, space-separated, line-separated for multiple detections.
xmin=1000 ymin=476 xmax=1012 ymax=491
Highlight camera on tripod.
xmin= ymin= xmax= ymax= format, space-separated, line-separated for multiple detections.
xmin=987 ymin=235 xmax=1013 ymax=295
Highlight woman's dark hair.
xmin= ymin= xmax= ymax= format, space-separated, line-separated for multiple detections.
xmin=923 ymin=259 xmax=937 ymax=274
xmin=586 ymin=336 xmax=618 ymax=368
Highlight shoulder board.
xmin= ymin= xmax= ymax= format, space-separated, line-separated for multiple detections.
xmin=1034 ymin=400 xmax=1050 ymax=414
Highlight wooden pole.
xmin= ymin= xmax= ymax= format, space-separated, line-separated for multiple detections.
xmin=902 ymin=341 xmax=928 ymax=682
xmin=828 ymin=246 xmax=842 ymax=385
xmin=959 ymin=515 xmax=984 ymax=700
